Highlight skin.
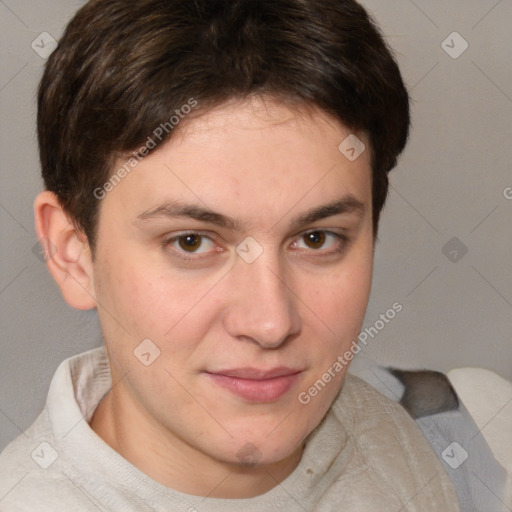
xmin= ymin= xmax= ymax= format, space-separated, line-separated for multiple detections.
xmin=34 ymin=96 xmax=375 ymax=498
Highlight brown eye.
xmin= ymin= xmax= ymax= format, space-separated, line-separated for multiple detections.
xmin=164 ymin=232 xmax=216 ymax=258
xmin=178 ymin=234 xmax=203 ymax=252
xmin=293 ymin=230 xmax=347 ymax=256
xmin=303 ymin=231 xmax=326 ymax=249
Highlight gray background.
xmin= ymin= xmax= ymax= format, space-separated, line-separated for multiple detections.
xmin=1 ymin=0 xmax=511 ymax=451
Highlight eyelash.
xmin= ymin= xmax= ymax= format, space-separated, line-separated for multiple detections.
xmin=161 ymin=229 xmax=349 ymax=262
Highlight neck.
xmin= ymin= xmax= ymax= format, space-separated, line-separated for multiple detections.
xmin=89 ymin=384 xmax=304 ymax=498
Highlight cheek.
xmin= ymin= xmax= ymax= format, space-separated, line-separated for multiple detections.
xmin=93 ymin=249 xmax=220 ymax=349
xmin=297 ymin=259 xmax=372 ymax=425
xmin=92 ymin=248 xmax=167 ymax=339
xmin=311 ymin=254 xmax=373 ymax=337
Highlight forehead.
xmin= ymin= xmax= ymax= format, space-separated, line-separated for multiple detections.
xmin=172 ymin=96 xmax=365 ymax=157
xmin=99 ymin=97 xmax=373 ymax=231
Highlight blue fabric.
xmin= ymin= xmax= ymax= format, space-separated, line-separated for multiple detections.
xmin=349 ymin=355 xmax=507 ymax=512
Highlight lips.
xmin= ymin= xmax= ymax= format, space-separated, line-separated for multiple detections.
xmin=205 ymin=367 xmax=302 ymax=402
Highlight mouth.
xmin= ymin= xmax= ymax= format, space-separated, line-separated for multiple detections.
xmin=205 ymin=367 xmax=303 ymax=403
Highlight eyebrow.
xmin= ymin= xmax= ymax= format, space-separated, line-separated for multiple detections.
xmin=136 ymin=195 xmax=365 ymax=232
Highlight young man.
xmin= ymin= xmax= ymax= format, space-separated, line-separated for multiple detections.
xmin=0 ymin=0 xmax=469 ymax=509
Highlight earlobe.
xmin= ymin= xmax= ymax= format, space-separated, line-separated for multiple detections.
xmin=33 ymin=191 xmax=97 ymax=311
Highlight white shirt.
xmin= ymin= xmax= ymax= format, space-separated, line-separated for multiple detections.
xmin=0 ymin=347 xmax=459 ymax=511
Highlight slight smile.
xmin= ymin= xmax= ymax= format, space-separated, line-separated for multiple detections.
xmin=205 ymin=367 xmax=304 ymax=403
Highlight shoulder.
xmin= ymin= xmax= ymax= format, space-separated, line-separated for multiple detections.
xmin=0 ymin=408 xmax=64 ymax=511
xmin=329 ymin=374 xmax=460 ymax=510
xmin=345 ymin=360 xmax=509 ymax=511
xmin=332 ymin=371 xmax=447 ymax=424
xmin=0 ymin=347 xmax=109 ymax=511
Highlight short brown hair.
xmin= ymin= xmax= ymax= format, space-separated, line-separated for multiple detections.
xmin=38 ymin=0 xmax=410 ymax=249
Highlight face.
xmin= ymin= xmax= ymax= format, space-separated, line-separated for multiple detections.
xmin=90 ymin=97 xmax=374 ymax=473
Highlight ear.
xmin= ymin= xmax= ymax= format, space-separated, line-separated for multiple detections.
xmin=33 ymin=191 xmax=97 ymax=310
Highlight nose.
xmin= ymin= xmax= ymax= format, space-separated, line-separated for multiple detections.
xmin=223 ymin=251 xmax=302 ymax=349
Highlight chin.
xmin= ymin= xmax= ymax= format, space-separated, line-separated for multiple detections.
xmin=213 ymin=425 xmax=307 ymax=469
